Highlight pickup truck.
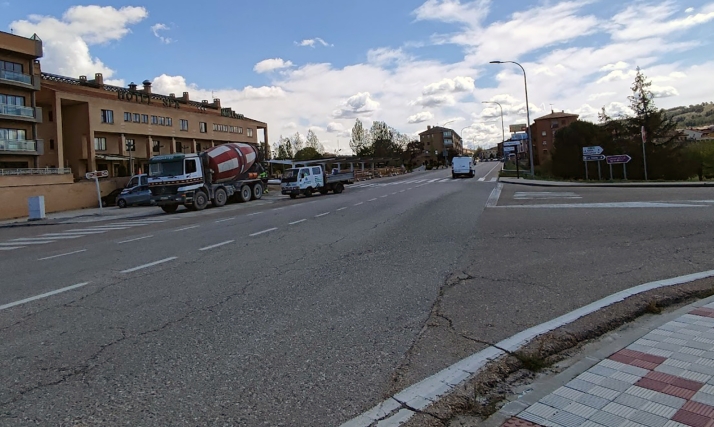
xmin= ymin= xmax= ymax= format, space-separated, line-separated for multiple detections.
xmin=281 ymin=165 xmax=354 ymax=198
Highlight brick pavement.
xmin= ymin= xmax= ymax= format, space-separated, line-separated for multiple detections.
xmin=502 ymin=303 xmax=714 ymax=427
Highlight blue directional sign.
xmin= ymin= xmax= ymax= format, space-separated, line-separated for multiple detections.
xmin=583 ymin=155 xmax=606 ymax=161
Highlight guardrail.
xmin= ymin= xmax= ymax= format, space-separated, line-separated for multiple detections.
xmin=0 ymin=139 xmax=37 ymax=152
xmin=0 ymin=69 xmax=32 ymax=85
xmin=0 ymin=167 xmax=72 ymax=176
xmin=0 ymin=103 xmax=35 ymax=118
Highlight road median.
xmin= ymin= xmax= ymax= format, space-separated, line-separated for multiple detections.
xmin=499 ymin=177 xmax=714 ymax=188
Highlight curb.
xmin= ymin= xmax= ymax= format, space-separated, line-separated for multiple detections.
xmin=499 ymin=178 xmax=714 ymax=188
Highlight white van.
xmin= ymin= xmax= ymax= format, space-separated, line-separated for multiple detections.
xmin=451 ymin=157 xmax=475 ymax=178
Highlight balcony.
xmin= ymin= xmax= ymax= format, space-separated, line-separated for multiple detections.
xmin=0 ymin=103 xmax=42 ymax=123
xmin=0 ymin=69 xmax=40 ymax=90
xmin=0 ymin=138 xmax=43 ymax=155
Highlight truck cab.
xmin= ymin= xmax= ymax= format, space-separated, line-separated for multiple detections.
xmin=281 ymin=166 xmax=324 ymax=197
xmin=148 ymin=154 xmax=207 ymax=211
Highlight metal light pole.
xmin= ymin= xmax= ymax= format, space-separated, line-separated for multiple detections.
xmin=460 ymin=125 xmax=474 ymax=156
xmin=482 ymin=101 xmax=505 ymax=144
xmin=490 ymin=61 xmax=534 ymax=176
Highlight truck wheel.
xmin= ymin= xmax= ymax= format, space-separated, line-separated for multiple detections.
xmin=161 ymin=205 xmax=178 ymax=214
xmin=333 ymin=183 xmax=344 ymax=194
xmin=238 ymin=185 xmax=252 ymax=202
xmin=304 ymin=187 xmax=313 ymax=197
xmin=251 ymin=183 xmax=263 ymax=200
xmin=289 ymin=194 xmax=297 ymax=199
xmin=213 ymin=188 xmax=227 ymax=207
xmin=193 ymin=190 xmax=209 ymax=210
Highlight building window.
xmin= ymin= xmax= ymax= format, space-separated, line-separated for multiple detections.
xmin=159 ymin=117 xmax=165 ymax=126
xmin=200 ymin=122 xmax=207 ymax=133
xmin=443 ymin=131 xmax=452 ymax=137
xmin=133 ymin=113 xmax=140 ymax=122
xmin=124 ymin=112 xmax=131 ymax=122
xmin=0 ymin=128 xmax=27 ymax=140
xmin=94 ymin=137 xmax=107 ymax=151
xmin=180 ymin=119 xmax=188 ymax=131
xmin=175 ymin=141 xmax=182 ymax=152
xmin=49 ymin=111 xmax=53 ymax=122
xmin=561 ymin=119 xmax=566 ymax=125
xmin=166 ymin=117 xmax=172 ymax=126
xmin=542 ymin=141 xmax=547 ymax=146
xmin=196 ymin=143 xmax=201 ymax=152
xmin=0 ymin=60 xmax=23 ymax=73
xmin=541 ymin=131 xmax=546 ymax=136
xmin=142 ymin=114 xmax=149 ymax=123
xmin=50 ymin=139 xmax=55 ymax=150
xmin=543 ymin=149 xmax=548 ymax=154
xmin=126 ymin=139 xmax=135 ymax=152
xmin=0 ymin=94 xmax=25 ymax=106
xmin=151 ymin=115 xmax=158 ymax=124
xmin=100 ymin=110 xmax=114 ymax=124
xmin=238 ymin=127 xmax=243 ymax=134
xmin=212 ymin=123 xmax=217 ymax=131
xmin=247 ymin=128 xmax=253 ymax=137
xmin=152 ymin=140 xmax=160 ymax=153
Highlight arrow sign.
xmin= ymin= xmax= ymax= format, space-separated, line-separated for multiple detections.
xmin=582 ymin=146 xmax=604 ymax=155
xmin=503 ymin=141 xmax=521 ymax=147
xmin=606 ymin=154 xmax=632 ymax=165
xmin=583 ymin=155 xmax=605 ymax=161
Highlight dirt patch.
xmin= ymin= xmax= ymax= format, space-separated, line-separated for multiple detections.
xmin=396 ymin=277 xmax=714 ymax=427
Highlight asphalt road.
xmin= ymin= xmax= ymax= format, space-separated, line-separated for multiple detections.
xmin=0 ymin=163 xmax=502 ymax=426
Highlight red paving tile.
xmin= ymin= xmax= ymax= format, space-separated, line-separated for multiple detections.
xmin=662 ymin=384 xmax=697 ymax=400
xmin=690 ymin=307 xmax=714 ymax=318
xmin=636 ymin=377 xmax=668 ymax=392
xmin=682 ymin=401 xmax=714 ymax=418
xmin=609 ymin=353 xmax=636 ymax=364
xmin=672 ymin=409 xmax=713 ymax=427
xmin=501 ymin=417 xmax=543 ymax=427
xmin=631 ymin=359 xmax=660 ymax=370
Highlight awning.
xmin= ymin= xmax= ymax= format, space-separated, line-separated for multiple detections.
xmin=95 ymin=154 xmax=135 ymax=161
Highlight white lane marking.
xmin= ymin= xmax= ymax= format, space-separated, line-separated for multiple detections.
xmin=439 ymin=179 xmax=450 ymax=183
xmin=249 ymin=227 xmax=278 ymax=237
xmin=61 ymin=230 xmax=108 ymax=234
xmin=120 ymin=257 xmax=177 ymax=273
xmin=0 ymin=240 xmax=54 ymax=246
xmin=513 ymin=191 xmax=581 ymax=199
xmin=428 ymin=178 xmax=440 ymax=183
xmin=38 ymin=249 xmax=87 ymax=261
xmin=407 ymin=188 xmax=413 ymax=190
xmin=486 ymin=183 xmax=503 ymax=208
xmin=0 ymin=246 xmax=25 ymax=251
xmin=490 ymin=177 xmax=497 ymax=182
xmin=497 ymin=202 xmax=707 ymax=209
xmin=215 ymin=217 xmax=236 ymax=223
xmin=199 ymin=240 xmax=235 ymax=251
xmin=368 ymin=198 xmax=378 ymax=202
xmin=271 ymin=207 xmax=286 ymax=211
xmin=117 ymin=235 xmax=153 ymax=244
xmin=354 ymin=202 xmax=364 ymax=206
xmin=248 ymin=212 xmax=263 ymax=216
xmin=380 ymin=195 xmax=388 ymax=198
xmin=174 ymin=225 xmax=199 ymax=232
xmin=478 ymin=177 xmax=486 ymax=181
xmin=337 ymin=207 xmax=347 ymax=211
xmin=315 ymin=212 xmax=330 ymax=218
xmin=399 ymin=190 xmax=405 ymax=193
xmin=391 ymin=192 xmax=398 ymax=195
xmin=0 ymin=282 xmax=90 ymax=312
xmin=12 ymin=235 xmax=82 ymax=241
xmin=82 ymin=227 xmax=131 ymax=231
xmin=484 ymin=161 xmax=502 ymax=179
xmin=289 ymin=219 xmax=306 ymax=225
xmin=342 ymin=268 xmax=714 ymax=426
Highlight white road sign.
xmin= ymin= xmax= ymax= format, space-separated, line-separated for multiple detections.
xmin=582 ymin=146 xmax=604 ymax=156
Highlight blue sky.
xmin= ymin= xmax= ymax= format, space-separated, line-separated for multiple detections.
xmin=3 ymin=0 xmax=714 ymax=151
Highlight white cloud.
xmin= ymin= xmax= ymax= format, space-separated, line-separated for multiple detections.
xmin=422 ymin=76 xmax=474 ymax=95
xmin=150 ymin=23 xmax=173 ymax=44
xmin=407 ymin=111 xmax=434 ymax=124
xmin=332 ymin=92 xmax=380 ymax=118
xmin=10 ymin=5 xmax=147 ymax=79
xmin=295 ymin=37 xmax=332 ymax=47
xmin=588 ymin=91 xmax=617 ymax=101
xmin=686 ymin=7 xmax=695 ymax=13
xmin=607 ymin=1 xmax=714 ymax=41
xmin=151 ymin=74 xmax=286 ymax=101
xmin=600 ymin=61 xmax=630 ymax=71
xmin=410 ymin=94 xmax=456 ymax=107
xmin=596 ymin=69 xmax=637 ymax=84
xmin=413 ymin=0 xmax=491 ymax=25
xmin=253 ymin=58 xmax=293 ymax=73
xmin=367 ymin=47 xmax=410 ymax=65
xmin=327 ymin=122 xmax=345 ymax=132
xmin=651 ymin=85 xmax=679 ymax=98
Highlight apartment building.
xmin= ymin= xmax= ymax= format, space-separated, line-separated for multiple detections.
xmin=418 ymin=125 xmax=463 ymax=164
xmin=530 ymin=110 xmax=579 ymax=165
xmin=0 ymin=30 xmax=43 ymax=169
xmin=36 ymin=72 xmax=268 ymax=179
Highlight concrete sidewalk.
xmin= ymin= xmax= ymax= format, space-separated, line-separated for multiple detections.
xmin=0 ymin=205 xmax=162 ymax=227
xmin=500 ymin=177 xmax=714 ymax=188
xmin=496 ymin=299 xmax=714 ymax=427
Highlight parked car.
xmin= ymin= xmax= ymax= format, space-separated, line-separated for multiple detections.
xmin=101 ymin=188 xmax=124 ymax=207
xmin=116 ymin=185 xmax=153 ymax=208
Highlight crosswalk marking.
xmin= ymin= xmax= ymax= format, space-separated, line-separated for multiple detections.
xmin=478 ymin=177 xmax=485 ymax=181
xmin=0 ymin=240 xmax=54 ymax=245
xmin=0 ymin=246 xmax=25 ymax=250
xmin=12 ymin=235 xmax=82 ymax=241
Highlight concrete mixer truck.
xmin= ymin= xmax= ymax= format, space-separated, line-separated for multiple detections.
xmin=148 ymin=143 xmax=265 ymax=213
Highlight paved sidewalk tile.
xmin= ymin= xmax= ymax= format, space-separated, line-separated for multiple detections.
xmin=500 ymin=302 xmax=714 ymax=427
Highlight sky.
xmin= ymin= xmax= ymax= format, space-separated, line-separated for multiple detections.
xmin=3 ymin=0 xmax=714 ymax=153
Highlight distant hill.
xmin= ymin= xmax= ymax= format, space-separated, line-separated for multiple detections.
xmin=664 ymin=101 xmax=714 ymax=128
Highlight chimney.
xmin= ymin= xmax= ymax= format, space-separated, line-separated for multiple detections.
xmin=169 ymin=93 xmax=176 ymax=98
xmin=94 ymin=73 xmax=104 ymax=87
xmin=181 ymin=92 xmax=189 ymax=102
xmin=142 ymin=79 xmax=152 ymax=94
xmin=213 ymin=98 xmax=221 ymax=109
xmin=427 ymin=125 xmax=432 ymax=130
xmin=128 ymin=82 xmax=137 ymax=91
xmin=79 ymin=75 xmax=87 ymax=83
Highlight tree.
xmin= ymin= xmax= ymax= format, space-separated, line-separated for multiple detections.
xmin=551 ymin=121 xmax=612 ymax=179
xmin=291 ymin=132 xmax=304 ymax=152
xmin=349 ymin=119 xmax=370 ymax=156
xmin=273 ymin=136 xmax=294 ymax=160
xmin=294 ymin=147 xmax=323 ymax=161
xmin=405 ymin=140 xmax=424 ymax=165
xmin=305 ymin=129 xmax=324 ymax=154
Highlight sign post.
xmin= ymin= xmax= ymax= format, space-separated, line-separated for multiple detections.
xmin=86 ymin=170 xmax=109 ymax=214
xmin=606 ymin=154 xmax=632 ymax=181
xmin=582 ymin=146 xmax=604 ymax=180
xmin=641 ymin=126 xmax=648 ymax=181
xmin=504 ymin=141 xmax=521 ymax=179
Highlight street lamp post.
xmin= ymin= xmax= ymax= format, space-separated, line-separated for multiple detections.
xmin=489 ymin=61 xmax=534 ymax=176
xmin=481 ymin=101 xmax=505 ymax=144
xmin=460 ymin=125 xmax=474 ymax=156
